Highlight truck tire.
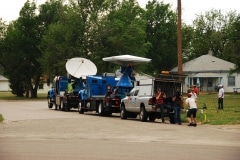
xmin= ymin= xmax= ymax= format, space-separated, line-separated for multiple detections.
xmin=54 ymin=104 xmax=58 ymax=110
xmin=139 ymin=107 xmax=148 ymax=122
xmin=98 ymin=102 xmax=105 ymax=116
xmin=48 ymin=99 xmax=53 ymax=109
xmin=60 ymin=100 xmax=64 ymax=111
xmin=78 ymin=102 xmax=84 ymax=114
xmin=148 ymin=114 xmax=156 ymax=122
xmin=64 ymin=103 xmax=69 ymax=112
xmin=120 ymin=105 xmax=128 ymax=119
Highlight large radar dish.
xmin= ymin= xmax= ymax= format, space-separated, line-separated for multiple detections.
xmin=102 ymin=54 xmax=151 ymax=66
xmin=66 ymin=57 xmax=97 ymax=78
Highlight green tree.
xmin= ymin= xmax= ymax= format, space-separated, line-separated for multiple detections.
xmin=181 ymin=24 xmax=194 ymax=62
xmin=0 ymin=18 xmax=8 ymax=75
xmin=69 ymin=0 xmax=119 ymax=73
xmin=0 ymin=0 xmax=42 ymax=97
xmin=191 ymin=9 xmax=238 ymax=60
xmin=226 ymin=15 xmax=240 ymax=72
xmin=145 ymin=0 xmax=178 ymax=75
xmin=40 ymin=1 xmax=86 ymax=79
xmin=96 ymin=0 xmax=150 ymax=73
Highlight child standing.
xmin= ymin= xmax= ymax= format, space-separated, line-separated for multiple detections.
xmin=186 ymin=94 xmax=198 ymax=127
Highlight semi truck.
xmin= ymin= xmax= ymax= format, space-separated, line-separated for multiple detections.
xmin=47 ymin=76 xmax=82 ymax=111
xmin=78 ymin=73 xmax=130 ymax=116
xmin=47 ymin=57 xmax=97 ymax=112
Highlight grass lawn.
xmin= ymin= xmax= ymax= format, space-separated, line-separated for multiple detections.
xmin=0 ymin=91 xmax=47 ymax=100
xmin=181 ymin=92 xmax=240 ymax=125
xmin=0 ymin=91 xmax=240 ymax=125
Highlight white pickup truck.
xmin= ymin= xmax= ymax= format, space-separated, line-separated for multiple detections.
xmin=120 ymin=74 xmax=185 ymax=122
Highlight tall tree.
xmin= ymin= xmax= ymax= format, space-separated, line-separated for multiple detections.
xmin=191 ymin=9 xmax=238 ymax=60
xmin=226 ymin=15 xmax=240 ymax=72
xmin=40 ymin=1 xmax=84 ymax=79
xmin=145 ymin=0 xmax=177 ymax=75
xmin=96 ymin=0 xmax=150 ymax=73
xmin=0 ymin=0 xmax=42 ymax=97
xmin=0 ymin=18 xmax=8 ymax=75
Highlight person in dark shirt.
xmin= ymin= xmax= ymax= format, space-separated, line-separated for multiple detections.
xmin=105 ymin=84 xmax=112 ymax=97
xmin=172 ymin=88 xmax=183 ymax=125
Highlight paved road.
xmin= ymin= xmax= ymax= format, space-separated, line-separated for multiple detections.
xmin=0 ymin=100 xmax=240 ymax=160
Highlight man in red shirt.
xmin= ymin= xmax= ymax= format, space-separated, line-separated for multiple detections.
xmin=156 ymin=89 xmax=166 ymax=123
xmin=193 ymin=85 xmax=199 ymax=95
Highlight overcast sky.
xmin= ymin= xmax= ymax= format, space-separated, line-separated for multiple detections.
xmin=0 ymin=0 xmax=239 ymax=24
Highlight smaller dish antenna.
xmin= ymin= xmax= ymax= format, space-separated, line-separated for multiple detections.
xmin=66 ymin=57 xmax=97 ymax=78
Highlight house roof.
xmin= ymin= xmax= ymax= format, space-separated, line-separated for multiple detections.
xmin=170 ymin=54 xmax=235 ymax=73
xmin=0 ymin=75 xmax=9 ymax=81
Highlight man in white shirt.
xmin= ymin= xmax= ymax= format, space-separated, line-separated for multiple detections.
xmin=218 ymin=85 xmax=224 ymax=110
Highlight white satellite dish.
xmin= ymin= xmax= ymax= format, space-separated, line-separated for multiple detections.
xmin=102 ymin=54 xmax=151 ymax=66
xmin=65 ymin=57 xmax=97 ymax=78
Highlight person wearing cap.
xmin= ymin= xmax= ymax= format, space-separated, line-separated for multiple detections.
xmin=156 ymin=89 xmax=166 ymax=123
xmin=186 ymin=93 xmax=198 ymax=126
xmin=218 ymin=84 xmax=224 ymax=110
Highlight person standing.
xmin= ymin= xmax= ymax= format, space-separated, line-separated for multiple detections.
xmin=172 ymin=88 xmax=183 ymax=125
xmin=105 ymin=84 xmax=112 ymax=97
xmin=67 ymin=79 xmax=74 ymax=93
xmin=188 ymin=88 xmax=197 ymax=102
xmin=156 ymin=89 xmax=166 ymax=123
xmin=187 ymin=88 xmax=197 ymax=123
xmin=186 ymin=93 xmax=198 ymax=127
xmin=218 ymin=84 xmax=224 ymax=110
xmin=193 ymin=85 xmax=199 ymax=95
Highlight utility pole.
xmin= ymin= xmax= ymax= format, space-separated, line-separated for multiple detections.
xmin=177 ymin=0 xmax=182 ymax=74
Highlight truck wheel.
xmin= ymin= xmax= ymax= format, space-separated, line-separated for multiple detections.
xmin=58 ymin=102 xmax=62 ymax=110
xmin=48 ymin=99 xmax=53 ymax=109
xmin=120 ymin=105 xmax=128 ymax=119
xmin=98 ymin=102 xmax=105 ymax=116
xmin=149 ymin=114 xmax=156 ymax=122
xmin=60 ymin=100 xmax=64 ymax=111
xmin=64 ymin=103 xmax=69 ymax=112
xmin=139 ymin=107 xmax=148 ymax=122
xmin=54 ymin=104 xmax=58 ymax=110
xmin=78 ymin=102 xmax=84 ymax=114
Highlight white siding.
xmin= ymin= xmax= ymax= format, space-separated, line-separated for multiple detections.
xmin=0 ymin=81 xmax=10 ymax=91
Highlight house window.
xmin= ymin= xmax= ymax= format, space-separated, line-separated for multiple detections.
xmin=228 ymin=76 xmax=235 ymax=86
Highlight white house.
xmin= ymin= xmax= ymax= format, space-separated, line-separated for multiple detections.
xmin=0 ymin=75 xmax=50 ymax=93
xmin=170 ymin=54 xmax=240 ymax=93
xmin=0 ymin=75 xmax=11 ymax=91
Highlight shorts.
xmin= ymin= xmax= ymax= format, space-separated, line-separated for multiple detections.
xmin=187 ymin=108 xmax=197 ymax=118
